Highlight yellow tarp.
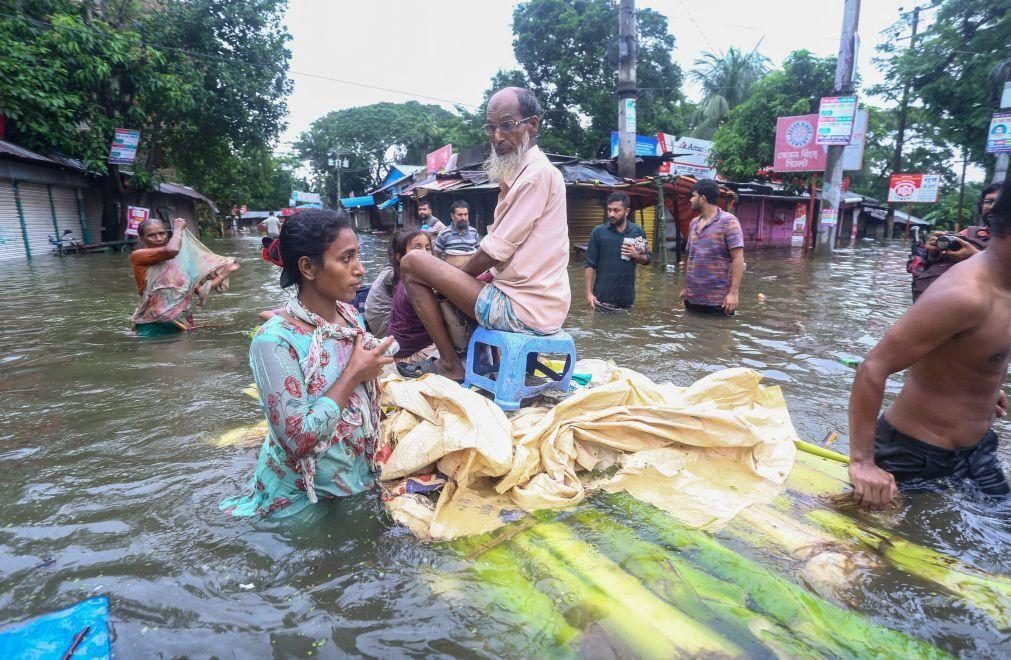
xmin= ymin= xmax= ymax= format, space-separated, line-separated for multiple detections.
xmin=377 ymin=365 xmax=798 ymax=540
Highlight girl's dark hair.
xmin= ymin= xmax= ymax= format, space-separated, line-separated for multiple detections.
xmin=388 ymin=228 xmax=427 ymax=285
xmin=278 ymin=208 xmax=353 ymax=289
xmin=990 ymin=177 xmax=1011 ymax=238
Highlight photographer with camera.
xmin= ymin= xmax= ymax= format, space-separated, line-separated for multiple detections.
xmin=906 ymin=183 xmax=1002 ymax=301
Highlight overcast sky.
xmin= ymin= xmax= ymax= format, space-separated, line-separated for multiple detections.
xmin=279 ymin=0 xmax=921 ymax=154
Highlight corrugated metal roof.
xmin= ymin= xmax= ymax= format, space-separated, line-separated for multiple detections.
xmin=158 ymin=181 xmax=219 ymax=213
xmin=0 ymin=140 xmax=60 ymax=166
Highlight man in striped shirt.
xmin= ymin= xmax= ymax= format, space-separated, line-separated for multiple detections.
xmin=434 ymin=200 xmax=481 ymax=257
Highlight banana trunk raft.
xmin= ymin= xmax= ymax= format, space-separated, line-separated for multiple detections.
xmin=218 ymin=363 xmax=1009 ymax=657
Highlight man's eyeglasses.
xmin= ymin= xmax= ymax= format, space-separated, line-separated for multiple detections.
xmin=483 ymin=116 xmax=534 ymax=136
xmin=982 ymin=198 xmax=996 ymax=207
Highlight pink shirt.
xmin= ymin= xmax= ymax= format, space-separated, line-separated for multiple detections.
xmin=481 ymin=145 xmax=571 ymax=334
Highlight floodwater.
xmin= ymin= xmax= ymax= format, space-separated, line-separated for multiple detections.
xmin=1 ymin=234 xmax=1008 ymax=657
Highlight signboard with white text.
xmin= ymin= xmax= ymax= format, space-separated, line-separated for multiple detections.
xmin=887 ymin=173 xmax=941 ymax=204
xmin=125 ymin=206 xmax=149 ymax=237
xmin=773 ymin=115 xmax=826 ymax=172
xmin=609 ymin=132 xmax=659 ymax=157
xmin=108 ymin=128 xmax=141 ymax=165
xmin=656 ymin=134 xmax=717 ymax=178
xmin=985 ymin=112 xmax=1011 ymax=154
xmin=774 ymin=110 xmax=868 ymax=172
xmin=816 ymin=96 xmax=857 ymax=145
xmin=426 ymin=144 xmax=453 ymax=174
xmin=291 ymin=190 xmax=322 ymax=205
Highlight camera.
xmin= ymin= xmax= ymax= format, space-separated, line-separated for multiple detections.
xmin=934 ymin=235 xmax=962 ymax=251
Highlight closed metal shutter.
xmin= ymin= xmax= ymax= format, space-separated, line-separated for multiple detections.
xmin=567 ymin=192 xmax=606 ymax=247
xmin=85 ymin=189 xmax=104 ymax=242
xmin=18 ymin=182 xmax=57 ymax=257
xmin=49 ymin=185 xmax=84 ymax=238
xmin=0 ymin=179 xmax=28 ymax=260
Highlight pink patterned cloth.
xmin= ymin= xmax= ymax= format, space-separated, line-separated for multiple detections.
xmin=283 ymin=297 xmax=383 ymax=503
xmin=130 ymin=233 xmax=235 ymax=326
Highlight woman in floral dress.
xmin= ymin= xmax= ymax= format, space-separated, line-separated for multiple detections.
xmin=221 ymin=209 xmax=394 ymax=517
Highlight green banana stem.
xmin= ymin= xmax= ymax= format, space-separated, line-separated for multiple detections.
xmin=514 ymin=524 xmax=743 ymax=658
xmin=439 ymin=534 xmax=582 ymax=656
xmin=568 ymin=509 xmax=825 ymax=658
xmin=599 ymin=492 xmax=952 ymax=659
xmin=807 ymin=508 xmax=1011 ymax=627
xmin=795 ymin=439 xmax=850 ymax=464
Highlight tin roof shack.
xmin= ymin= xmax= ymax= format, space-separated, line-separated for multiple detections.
xmin=0 ymin=139 xmax=216 ymax=261
xmin=392 ymin=151 xmax=737 ymax=260
xmin=724 ymin=182 xmax=811 ymax=248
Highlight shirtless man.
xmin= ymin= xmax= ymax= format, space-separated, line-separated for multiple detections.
xmin=399 ymin=87 xmax=570 ymax=380
xmin=848 ymin=176 xmax=1011 ymax=507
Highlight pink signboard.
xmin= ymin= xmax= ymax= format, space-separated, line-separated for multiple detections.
xmin=125 ymin=206 xmax=149 ymax=237
xmin=773 ymin=115 xmax=826 ymax=172
xmin=426 ymin=144 xmax=453 ymax=174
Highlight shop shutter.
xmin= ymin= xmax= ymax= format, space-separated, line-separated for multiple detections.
xmin=0 ymin=180 xmax=28 ymax=260
xmin=18 ymin=182 xmax=57 ymax=257
xmin=567 ymin=192 xmax=606 ymax=247
xmin=49 ymin=185 xmax=84 ymax=239
xmin=85 ymin=189 xmax=104 ymax=242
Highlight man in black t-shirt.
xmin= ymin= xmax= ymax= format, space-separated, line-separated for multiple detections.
xmin=584 ymin=191 xmax=651 ymax=310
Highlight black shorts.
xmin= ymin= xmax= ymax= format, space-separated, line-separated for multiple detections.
xmin=874 ymin=416 xmax=1010 ymax=496
xmin=684 ymin=301 xmax=734 ymax=316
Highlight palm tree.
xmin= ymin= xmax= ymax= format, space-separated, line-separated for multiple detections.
xmin=689 ymin=47 xmax=771 ymax=139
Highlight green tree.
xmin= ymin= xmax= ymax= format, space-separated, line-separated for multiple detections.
xmin=710 ymin=51 xmax=836 ymax=182
xmin=922 ymin=180 xmax=986 ymax=230
xmin=873 ymin=0 xmax=1011 ymax=174
xmin=689 ymin=47 xmax=771 ymax=139
xmin=295 ymin=101 xmax=473 ymax=204
xmin=0 ymin=0 xmax=291 ymax=237
xmin=509 ymin=0 xmax=688 ymax=157
xmin=847 ymin=106 xmax=955 ymax=202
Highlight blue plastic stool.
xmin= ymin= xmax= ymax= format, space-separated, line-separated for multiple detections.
xmin=463 ymin=326 xmax=576 ymax=411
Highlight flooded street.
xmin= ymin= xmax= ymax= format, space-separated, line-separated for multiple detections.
xmin=1 ymin=235 xmax=1009 ymax=657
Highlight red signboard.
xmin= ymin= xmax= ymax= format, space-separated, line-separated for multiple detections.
xmin=887 ymin=173 xmax=941 ymax=204
xmin=426 ymin=144 xmax=453 ymax=174
xmin=0 ymin=114 xmax=5 ymax=140
xmin=773 ymin=114 xmax=827 ymax=173
xmin=280 ymin=207 xmax=297 ymax=217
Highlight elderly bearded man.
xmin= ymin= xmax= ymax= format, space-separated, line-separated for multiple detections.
xmin=399 ymin=87 xmax=570 ymax=381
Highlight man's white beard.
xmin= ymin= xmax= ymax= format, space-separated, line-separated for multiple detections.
xmin=484 ymin=132 xmax=531 ymax=184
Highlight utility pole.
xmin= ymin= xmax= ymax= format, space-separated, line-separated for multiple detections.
xmin=815 ymin=0 xmax=861 ymax=255
xmin=993 ymin=69 xmax=1011 ymax=184
xmin=617 ymin=0 xmax=637 ymax=179
xmin=329 ymin=148 xmax=348 ymax=208
xmin=891 ymin=5 xmax=920 ymax=175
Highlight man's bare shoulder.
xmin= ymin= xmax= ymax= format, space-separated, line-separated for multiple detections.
xmin=911 ymin=255 xmax=993 ymax=320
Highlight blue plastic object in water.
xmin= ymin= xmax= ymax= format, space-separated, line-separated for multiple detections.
xmin=0 ymin=596 xmax=110 ymax=660
xmin=463 ymin=327 xmax=576 ymax=410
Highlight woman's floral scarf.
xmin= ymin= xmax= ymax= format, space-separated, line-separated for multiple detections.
xmin=284 ymin=297 xmax=383 ymax=502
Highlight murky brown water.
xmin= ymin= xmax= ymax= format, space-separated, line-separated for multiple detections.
xmin=1 ymin=234 xmax=1008 ymax=656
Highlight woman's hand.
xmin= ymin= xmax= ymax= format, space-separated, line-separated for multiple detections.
xmin=346 ymin=335 xmax=395 ymax=384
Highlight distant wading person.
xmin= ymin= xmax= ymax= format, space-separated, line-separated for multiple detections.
xmin=221 ymin=209 xmax=394 ymax=517
xmin=130 ymin=217 xmax=238 ymax=336
xmin=585 ymin=190 xmax=651 ymax=310
xmin=848 ymin=176 xmax=1011 ymax=507
xmin=681 ymin=178 xmax=744 ymax=316
xmin=398 ymin=87 xmax=571 ymax=381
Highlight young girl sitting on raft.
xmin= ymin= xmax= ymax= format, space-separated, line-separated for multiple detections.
xmin=221 ymin=209 xmax=394 ymax=517
xmin=388 ymin=229 xmax=439 ymax=370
